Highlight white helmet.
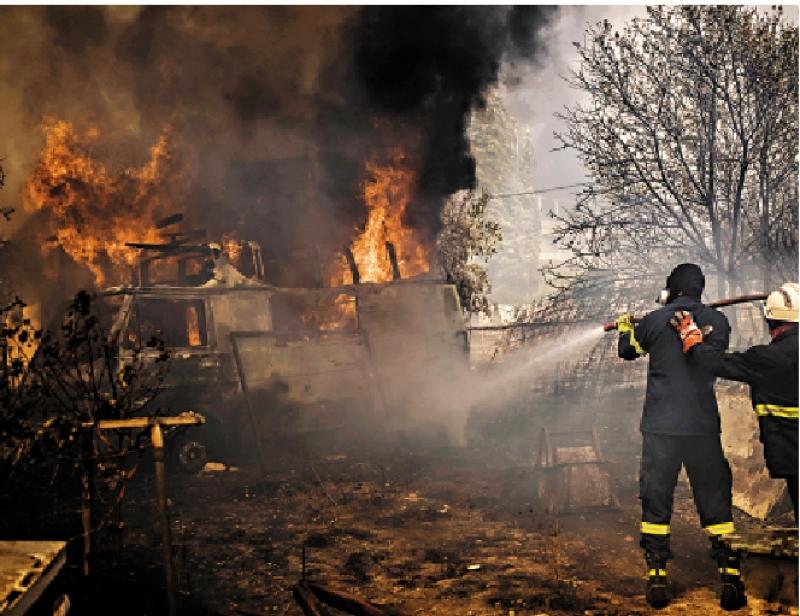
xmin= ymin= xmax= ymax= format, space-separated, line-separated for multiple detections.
xmin=764 ymin=282 xmax=799 ymax=323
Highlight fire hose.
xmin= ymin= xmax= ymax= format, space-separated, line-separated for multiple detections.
xmin=602 ymin=293 xmax=769 ymax=332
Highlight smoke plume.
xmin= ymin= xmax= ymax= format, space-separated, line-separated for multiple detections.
xmin=0 ymin=6 xmax=555 ymax=295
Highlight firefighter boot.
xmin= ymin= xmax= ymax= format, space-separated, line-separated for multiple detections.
xmin=645 ymin=555 xmax=669 ymax=609
xmin=718 ymin=550 xmax=747 ymax=611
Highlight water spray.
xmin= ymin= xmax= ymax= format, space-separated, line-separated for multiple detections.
xmin=601 ymin=293 xmax=769 ymax=332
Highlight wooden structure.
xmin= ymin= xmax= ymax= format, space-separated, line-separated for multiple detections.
xmin=535 ymin=426 xmax=618 ymax=515
xmin=81 ymin=414 xmax=205 ymax=616
xmin=0 ymin=541 xmax=68 ymax=616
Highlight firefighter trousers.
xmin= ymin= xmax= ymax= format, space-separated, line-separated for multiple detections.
xmin=639 ymin=433 xmax=734 ymax=560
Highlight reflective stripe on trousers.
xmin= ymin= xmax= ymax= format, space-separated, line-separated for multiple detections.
xmin=641 ymin=521 xmax=670 ymax=535
xmin=705 ymin=521 xmax=735 ymax=536
xmin=755 ymin=404 xmax=798 ymax=419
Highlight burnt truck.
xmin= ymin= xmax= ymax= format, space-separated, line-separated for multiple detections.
xmin=96 ymin=240 xmax=469 ymax=471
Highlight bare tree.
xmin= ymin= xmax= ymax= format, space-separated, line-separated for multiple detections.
xmin=545 ymin=6 xmax=798 ymax=310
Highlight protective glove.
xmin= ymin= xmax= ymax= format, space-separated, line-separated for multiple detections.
xmin=669 ymin=310 xmax=713 ymax=353
xmin=616 ymin=313 xmax=635 ymax=335
xmin=616 ymin=313 xmax=646 ymax=355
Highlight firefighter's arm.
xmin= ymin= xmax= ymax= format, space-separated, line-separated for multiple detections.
xmin=689 ymin=344 xmax=762 ymax=384
xmin=617 ymin=313 xmax=647 ymax=360
xmin=669 ymin=310 xmax=729 ymax=353
xmin=671 ymin=310 xmax=756 ymax=383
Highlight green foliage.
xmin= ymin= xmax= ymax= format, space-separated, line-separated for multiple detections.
xmin=437 ymin=189 xmax=502 ymax=313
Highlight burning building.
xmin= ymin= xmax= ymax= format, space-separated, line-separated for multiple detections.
xmin=1 ymin=7 xmax=797 ymax=616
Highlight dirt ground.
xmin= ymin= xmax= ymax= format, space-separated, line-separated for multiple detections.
xmin=97 ymin=444 xmax=798 ymax=616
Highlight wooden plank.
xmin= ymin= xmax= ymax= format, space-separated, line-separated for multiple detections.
xmin=152 ymin=423 xmax=177 ymax=616
xmin=81 ymin=415 xmax=205 ymax=430
xmin=306 ymin=581 xmax=396 ymax=616
xmin=0 ymin=541 xmax=67 ymax=616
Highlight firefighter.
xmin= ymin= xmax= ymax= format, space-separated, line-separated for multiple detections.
xmin=670 ymin=282 xmax=798 ymax=521
xmin=616 ymin=263 xmax=745 ymax=610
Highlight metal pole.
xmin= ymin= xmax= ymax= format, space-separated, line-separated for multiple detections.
xmin=229 ymin=334 xmax=269 ymax=474
xmin=152 ymin=423 xmax=177 ymax=616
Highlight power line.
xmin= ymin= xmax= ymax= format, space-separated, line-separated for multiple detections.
xmin=490 ymin=182 xmax=590 ymax=199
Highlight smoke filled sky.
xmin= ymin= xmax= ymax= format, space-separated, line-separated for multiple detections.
xmin=0 ymin=6 xmax=555 ymax=257
xmin=504 ymin=6 xmax=646 ymax=208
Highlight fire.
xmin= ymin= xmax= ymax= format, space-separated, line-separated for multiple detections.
xmin=23 ymin=119 xmax=182 ymax=287
xmin=222 ymin=234 xmax=242 ymax=265
xmin=186 ymin=304 xmax=202 ymax=346
xmin=319 ymin=293 xmax=357 ymax=332
xmin=2 ymin=301 xmax=41 ymax=376
xmin=330 ymin=150 xmax=430 ymax=286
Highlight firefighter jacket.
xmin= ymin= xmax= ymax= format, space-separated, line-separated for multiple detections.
xmin=690 ymin=325 xmax=798 ymax=478
xmin=619 ymin=296 xmax=731 ymax=436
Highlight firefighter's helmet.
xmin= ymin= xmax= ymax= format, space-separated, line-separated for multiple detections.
xmin=764 ymin=282 xmax=799 ymax=323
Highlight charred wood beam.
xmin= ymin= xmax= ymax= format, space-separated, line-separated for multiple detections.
xmin=385 ymin=242 xmax=401 ymax=280
xmin=305 ymin=581 xmax=400 ymax=616
xmin=293 ymin=581 xmax=332 ymax=616
xmin=343 ymin=247 xmax=361 ymax=285
xmin=155 ymin=212 xmax=183 ymax=229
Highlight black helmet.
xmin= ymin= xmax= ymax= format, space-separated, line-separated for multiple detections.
xmin=666 ymin=263 xmax=705 ymax=301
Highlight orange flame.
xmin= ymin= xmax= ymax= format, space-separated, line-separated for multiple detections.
xmin=330 ymin=149 xmax=430 ymax=286
xmin=23 ymin=119 xmax=182 ymax=287
xmin=318 ymin=293 xmax=357 ymax=332
xmin=186 ymin=304 xmax=202 ymax=346
xmin=222 ymin=234 xmax=243 ymax=265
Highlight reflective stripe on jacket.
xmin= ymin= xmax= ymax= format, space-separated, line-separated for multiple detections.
xmin=691 ymin=326 xmax=798 ymax=477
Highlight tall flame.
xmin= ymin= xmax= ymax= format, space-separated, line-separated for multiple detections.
xmin=23 ymin=119 xmax=181 ymax=287
xmin=330 ymin=149 xmax=430 ymax=286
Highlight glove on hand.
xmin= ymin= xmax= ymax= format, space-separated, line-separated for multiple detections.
xmin=669 ymin=310 xmax=713 ymax=353
xmin=616 ymin=313 xmax=635 ymax=335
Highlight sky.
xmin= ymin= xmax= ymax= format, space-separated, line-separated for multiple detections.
xmin=502 ymin=5 xmax=645 ymax=211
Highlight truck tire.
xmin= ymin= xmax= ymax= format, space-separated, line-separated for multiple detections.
xmin=169 ymin=412 xmax=226 ymax=474
xmin=174 ymin=434 xmax=209 ymax=474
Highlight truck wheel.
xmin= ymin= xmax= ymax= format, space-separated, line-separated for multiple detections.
xmin=174 ymin=436 xmax=209 ymax=474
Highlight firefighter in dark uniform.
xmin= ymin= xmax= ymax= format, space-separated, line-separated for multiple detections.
xmin=671 ymin=282 xmax=798 ymax=520
xmin=616 ymin=263 xmax=744 ymax=610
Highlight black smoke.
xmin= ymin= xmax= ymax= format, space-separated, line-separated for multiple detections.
xmin=0 ymin=6 xmax=556 ymax=291
xmin=350 ymin=7 xmax=555 ymax=234
xmin=354 ymin=6 xmax=553 ymax=233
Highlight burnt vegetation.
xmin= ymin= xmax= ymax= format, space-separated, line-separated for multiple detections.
xmin=1 ymin=290 xmax=173 ymax=608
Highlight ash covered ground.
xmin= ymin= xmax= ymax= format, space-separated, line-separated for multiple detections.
xmin=73 ymin=444 xmax=795 ymax=616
